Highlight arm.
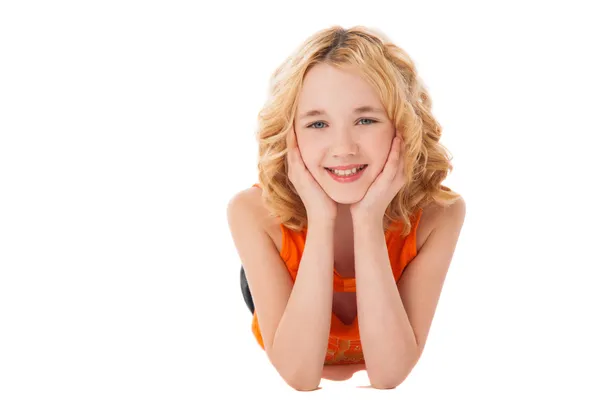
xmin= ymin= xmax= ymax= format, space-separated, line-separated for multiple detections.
xmin=353 ymin=198 xmax=466 ymax=389
xmin=227 ymin=189 xmax=335 ymax=391
xmin=353 ymin=215 xmax=419 ymax=389
xmin=272 ymin=218 xmax=335 ymax=390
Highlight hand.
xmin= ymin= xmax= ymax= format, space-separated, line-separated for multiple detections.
xmin=350 ymin=135 xmax=407 ymax=222
xmin=286 ymin=126 xmax=337 ymax=222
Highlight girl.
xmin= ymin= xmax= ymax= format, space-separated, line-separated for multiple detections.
xmin=227 ymin=25 xmax=466 ymax=391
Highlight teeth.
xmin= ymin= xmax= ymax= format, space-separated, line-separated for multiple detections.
xmin=329 ymin=165 xmax=364 ymax=176
xmin=334 ymin=168 xmax=356 ymax=175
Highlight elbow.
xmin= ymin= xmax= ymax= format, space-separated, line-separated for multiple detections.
xmin=266 ymin=341 xmax=324 ymax=391
xmin=369 ymin=354 xmax=419 ymax=390
xmin=289 ymin=381 xmax=320 ymax=392
xmin=370 ymin=377 xmax=404 ymax=390
xmin=283 ymin=374 xmax=320 ymax=392
xmin=371 ymin=378 xmax=403 ymax=390
xmin=370 ymin=373 xmax=408 ymax=390
xmin=273 ymin=358 xmax=321 ymax=391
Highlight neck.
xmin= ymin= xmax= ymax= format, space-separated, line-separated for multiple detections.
xmin=335 ymin=203 xmax=353 ymax=227
xmin=335 ymin=203 xmax=385 ymax=231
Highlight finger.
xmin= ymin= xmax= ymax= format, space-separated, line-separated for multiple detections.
xmin=393 ymin=164 xmax=407 ymax=191
xmin=382 ymin=137 xmax=401 ymax=180
xmin=285 ymin=127 xmax=297 ymax=166
xmin=286 ymin=147 xmax=296 ymax=176
xmin=285 ymin=127 xmax=296 ymax=151
xmin=389 ymin=137 xmax=403 ymax=180
xmin=289 ymin=129 xmax=307 ymax=168
xmin=286 ymin=126 xmax=297 ymax=149
xmin=395 ymin=137 xmax=405 ymax=170
xmin=394 ymin=139 xmax=407 ymax=188
xmin=286 ymin=142 xmax=295 ymax=176
xmin=397 ymin=136 xmax=405 ymax=162
xmin=288 ymin=148 xmax=305 ymax=182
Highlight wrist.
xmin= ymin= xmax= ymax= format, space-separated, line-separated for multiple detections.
xmin=307 ymin=214 xmax=336 ymax=229
xmin=351 ymin=212 xmax=383 ymax=230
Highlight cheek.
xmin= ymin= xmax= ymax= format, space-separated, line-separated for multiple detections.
xmin=307 ymin=160 xmax=325 ymax=179
xmin=298 ymin=142 xmax=323 ymax=168
xmin=364 ymin=142 xmax=391 ymax=169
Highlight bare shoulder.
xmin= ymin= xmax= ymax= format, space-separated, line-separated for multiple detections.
xmin=416 ymin=195 xmax=466 ymax=251
xmin=226 ymin=186 xmax=295 ymax=355
xmin=227 ymin=186 xmax=260 ymax=219
xmin=227 ymin=186 xmax=283 ymax=251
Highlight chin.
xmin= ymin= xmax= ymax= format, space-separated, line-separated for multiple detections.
xmin=313 ymin=167 xmax=374 ymax=205
xmin=326 ymin=191 xmax=366 ymax=205
xmin=320 ymin=182 xmax=370 ymax=204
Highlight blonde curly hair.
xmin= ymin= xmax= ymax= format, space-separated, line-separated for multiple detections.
xmin=255 ymin=25 xmax=461 ymax=237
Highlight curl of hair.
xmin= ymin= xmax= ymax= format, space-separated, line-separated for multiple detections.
xmin=255 ymin=25 xmax=461 ymax=238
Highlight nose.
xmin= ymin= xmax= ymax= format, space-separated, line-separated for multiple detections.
xmin=331 ymin=132 xmax=358 ymax=158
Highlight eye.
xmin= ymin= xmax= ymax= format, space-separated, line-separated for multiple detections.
xmin=306 ymin=118 xmax=378 ymax=129
xmin=307 ymin=121 xmax=327 ymax=129
xmin=357 ymin=118 xmax=377 ymax=125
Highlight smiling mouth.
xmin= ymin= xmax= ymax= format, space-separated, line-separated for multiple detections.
xmin=324 ymin=164 xmax=368 ymax=177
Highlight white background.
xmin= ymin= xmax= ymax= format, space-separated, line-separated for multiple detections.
xmin=1 ymin=0 xmax=599 ymax=398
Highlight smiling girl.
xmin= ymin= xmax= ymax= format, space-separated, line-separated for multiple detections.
xmin=227 ymin=25 xmax=466 ymax=391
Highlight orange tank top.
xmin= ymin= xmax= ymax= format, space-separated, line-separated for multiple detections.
xmin=249 ymin=183 xmax=423 ymax=365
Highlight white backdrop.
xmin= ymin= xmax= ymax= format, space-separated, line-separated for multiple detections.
xmin=1 ymin=1 xmax=599 ymax=398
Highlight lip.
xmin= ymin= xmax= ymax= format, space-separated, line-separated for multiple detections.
xmin=324 ymin=165 xmax=368 ymax=183
xmin=325 ymin=164 xmax=367 ymax=170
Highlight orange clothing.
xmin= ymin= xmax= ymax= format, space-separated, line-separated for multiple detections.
xmin=248 ymin=183 xmax=423 ymax=365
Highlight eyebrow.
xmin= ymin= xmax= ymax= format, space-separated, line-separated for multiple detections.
xmin=298 ymin=106 xmax=385 ymax=121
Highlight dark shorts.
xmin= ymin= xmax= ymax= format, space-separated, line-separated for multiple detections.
xmin=240 ymin=265 xmax=255 ymax=314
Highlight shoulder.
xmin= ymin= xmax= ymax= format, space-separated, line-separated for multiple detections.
xmin=415 ymin=195 xmax=466 ymax=251
xmin=422 ymin=194 xmax=466 ymax=230
xmin=227 ymin=186 xmax=262 ymax=219
xmin=227 ymin=186 xmax=268 ymax=228
xmin=226 ymin=186 xmax=283 ymax=250
xmin=438 ymin=195 xmax=466 ymax=228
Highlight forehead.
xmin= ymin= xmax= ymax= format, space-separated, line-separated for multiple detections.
xmin=297 ymin=63 xmax=382 ymax=111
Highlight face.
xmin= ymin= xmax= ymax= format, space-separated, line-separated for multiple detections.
xmin=293 ymin=63 xmax=396 ymax=204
